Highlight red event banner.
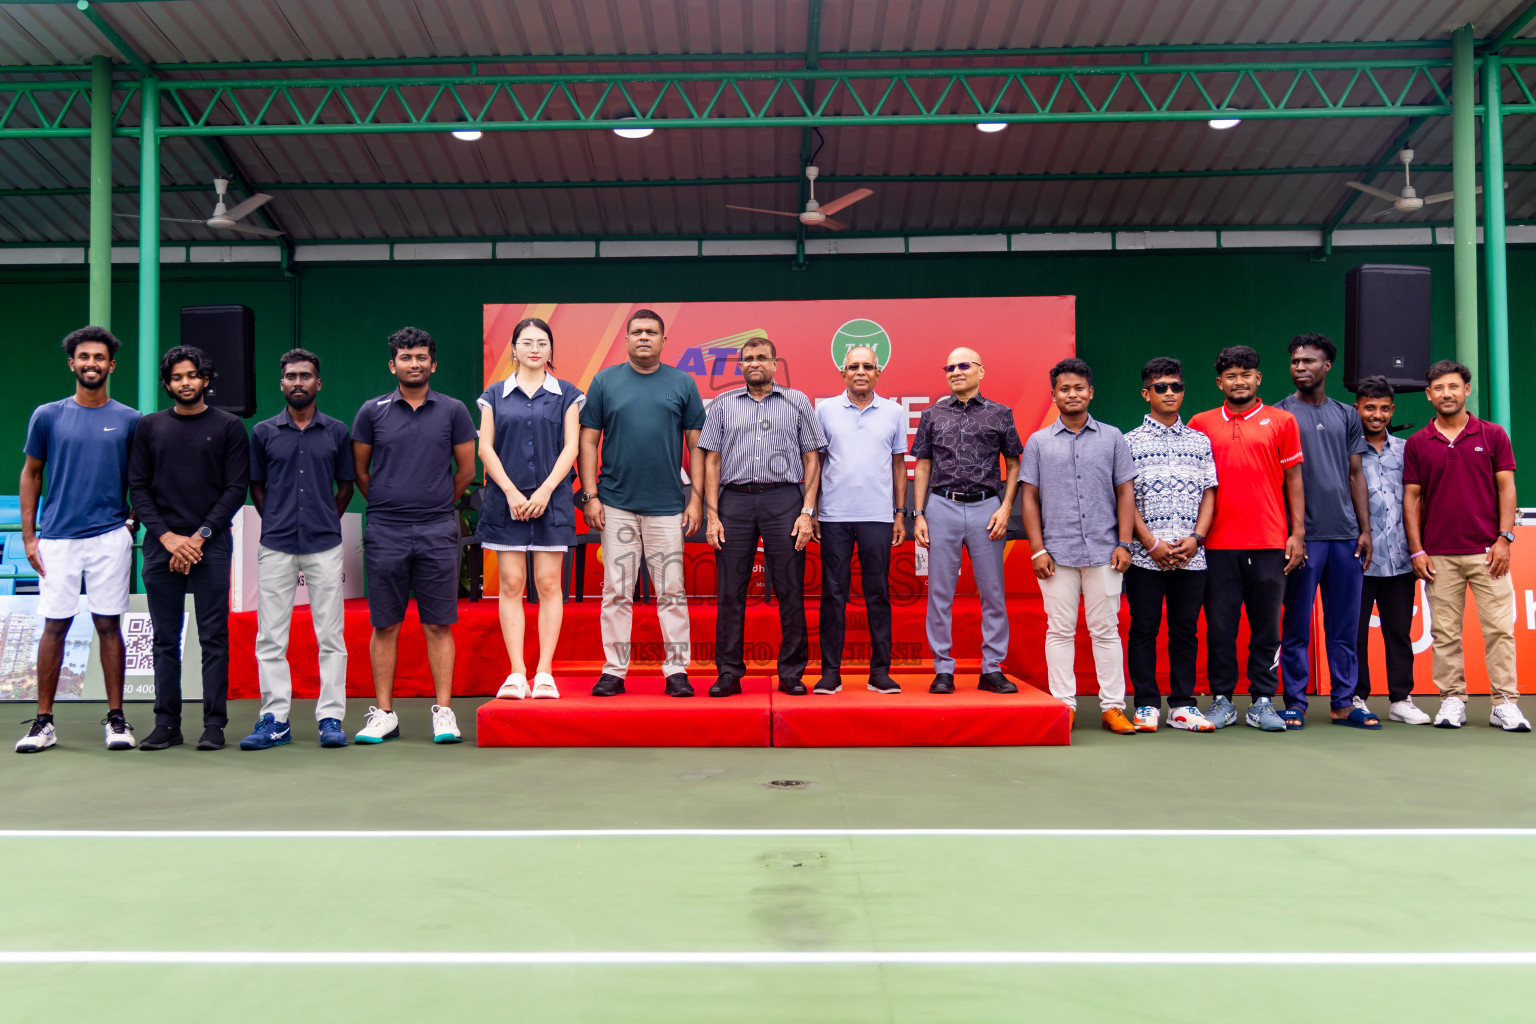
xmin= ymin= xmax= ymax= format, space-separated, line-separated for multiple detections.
xmin=482 ymin=297 xmax=1076 ymax=598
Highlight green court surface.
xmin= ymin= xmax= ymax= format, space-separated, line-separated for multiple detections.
xmin=4 ymin=696 xmax=1536 ymax=1022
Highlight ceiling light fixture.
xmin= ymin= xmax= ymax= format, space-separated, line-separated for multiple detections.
xmin=1207 ymin=116 xmax=1242 ymax=130
xmin=613 ymin=117 xmax=654 ymax=139
xmin=975 ymin=121 xmax=1008 ymax=133
xmin=451 ymin=128 xmax=483 ymax=141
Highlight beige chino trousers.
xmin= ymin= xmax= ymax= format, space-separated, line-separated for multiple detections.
xmin=1425 ymin=552 xmax=1520 ymax=704
xmin=599 ymin=508 xmax=691 ymax=677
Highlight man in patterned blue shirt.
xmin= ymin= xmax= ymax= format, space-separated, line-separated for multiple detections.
xmin=1353 ymin=376 xmax=1428 ymax=724
xmin=1124 ymin=358 xmax=1218 ymax=733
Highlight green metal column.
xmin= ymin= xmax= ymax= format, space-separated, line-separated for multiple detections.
xmin=136 ymin=76 xmax=159 ymax=413
xmin=1482 ymin=53 xmax=1510 ymax=431
xmin=89 ymin=55 xmax=112 ymax=330
xmin=1451 ymin=25 xmax=1479 ymax=407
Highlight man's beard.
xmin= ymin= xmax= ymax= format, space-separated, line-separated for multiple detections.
xmin=74 ymin=368 xmax=106 ymax=391
xmin=285 ymin=390 xmax=316 ymax=410
xmin=172 ymin=389 xmax=204 ymax=408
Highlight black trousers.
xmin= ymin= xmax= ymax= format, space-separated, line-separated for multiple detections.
xmin=715 ymin=485 xmax=808 ymax=681
xmin=1203 ymin=549 xmax=1285 ymax=700
xmin=1357 ymin=572 xmax=1417 ymax=703
xmin=1124 ymin=564 xmax=1207 ymax=709
xmin=143 ymin=532 xmax=231 ymax=728
xmin=817 ymin=520 xmax=894 ymax=678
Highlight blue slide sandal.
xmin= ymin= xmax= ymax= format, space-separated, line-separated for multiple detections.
xmin=1331 ymin=707 xmax=1382 ymax=729
xmin=1280 ymin=708 xmax=1306 ymax=730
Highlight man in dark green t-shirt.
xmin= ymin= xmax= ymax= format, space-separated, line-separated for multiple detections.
xmin=578 ymin=309 xmax=706 ymax=697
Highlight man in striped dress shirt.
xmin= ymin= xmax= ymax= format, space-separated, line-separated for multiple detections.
xmin=699 ymin=337 xmax=827 ymax=697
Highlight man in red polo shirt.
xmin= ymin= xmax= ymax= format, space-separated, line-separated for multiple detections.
xmin=1188 ymin=346 xmax=1306 ymax=732
xmin=1403 ymin=360 xmax=1526 ymax=732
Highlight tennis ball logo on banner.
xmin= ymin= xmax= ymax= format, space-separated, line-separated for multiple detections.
xmin=831 ymin=319 xmax=892 ymax=370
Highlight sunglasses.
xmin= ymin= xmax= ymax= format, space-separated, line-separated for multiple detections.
xmin=845 ymin=362 xmax=879 ymax=372
xmin=1148 ymin=382 xmax=1186 ymax=394
xmin=943 ymin=362 xmax=979 ymax=373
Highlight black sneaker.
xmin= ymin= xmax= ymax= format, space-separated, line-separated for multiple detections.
xmin=867 ymin=676 xmax=902 ymax=694
xmin=813 ymin=675 xmax=842 ymax=695
xmin=139 ymin=724 xmax=184 ymax=751
xmin=778 ymin=678 xmax=807 ymax=696
xmin=591 ymin=674 xmax=626 ymax=697
xmin=664 ymin=673 xmax=695 ymax=698
xmin=929 ymin=673 xmax=956 ymax=694
xmin=977 ymin=672 xmax=1018 ymax=694
xmin=708 ymin=676 xmax=741 ymax=698
xmin=196 ymin=725 xmax=226 ymax=751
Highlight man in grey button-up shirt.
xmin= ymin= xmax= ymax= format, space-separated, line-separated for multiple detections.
xmin=1020 ymin=358 xmax=1138 ymax=731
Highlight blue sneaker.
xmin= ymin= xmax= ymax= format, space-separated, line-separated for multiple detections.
xmin=239 ymin=714 xmax=291 ymax=751
xmin=318 ymin=718 xmax=348 ymax=748
xmin=1204 ymin=695 xmax=1238 ymax=729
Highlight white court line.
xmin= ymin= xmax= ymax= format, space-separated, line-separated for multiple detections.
xmin=0 ymin=828 xmax=1534 ymax=839
xmin=1 ymin=951 xmax=1535 ymax=966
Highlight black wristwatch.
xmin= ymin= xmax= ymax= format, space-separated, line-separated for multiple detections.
xmin=894 ymin=506 xmax=907 ymax=515
xmin=197 ymin=526 xmax=213 ymax=540
xmin=1500 ymin=531 xmax=1516 ymax=544
xmin=1191 ymin=533 xmax=1206 ymax=548
xmin=577 ymin=490 xmax=598 ymax=505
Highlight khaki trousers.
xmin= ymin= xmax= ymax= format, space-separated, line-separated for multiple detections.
xmin=1425 ymin=553 xmax=1520 ymax=704
xmin=600 ymin=508 xmax=691 ymax=677
xmin=255 ymin=543 xmax=348 ymax=722
xmin=1037 ymin=563 xmax=1127 ymax=711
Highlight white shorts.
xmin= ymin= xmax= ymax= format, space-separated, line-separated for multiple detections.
xmin=37 ymin=528 xmax=132 ymax=619
xmin=483 ymin=543 xmax=568 ymax=553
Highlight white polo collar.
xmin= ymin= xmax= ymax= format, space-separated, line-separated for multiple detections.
xmin=503 ymin=374 xmax=564 ymax=398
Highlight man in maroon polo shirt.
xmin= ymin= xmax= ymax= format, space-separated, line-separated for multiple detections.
xmin=1403 ymin=359 xmax=1526 ymax=732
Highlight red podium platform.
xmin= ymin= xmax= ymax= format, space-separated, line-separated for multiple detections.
xmin=475 ymin=674 xmax=773 ymax=747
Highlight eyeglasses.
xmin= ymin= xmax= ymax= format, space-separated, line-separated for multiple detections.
xmin=943 ymin=362 xmax=979 ymax=373
xmin=515 ymin=339 xmax=552 ymax=350
xmin=740 ymin=354 xmax=776 ymax=364
xmin=845 ymin=362 xmax=878 ymax=372
xmin=1149 ymin=382 xmax=1185 ymax=394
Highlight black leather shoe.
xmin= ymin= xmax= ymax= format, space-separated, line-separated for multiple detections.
xmin=591 ymin=673 xmax=626 ymax=697
xmin=813 ymin=674 xmax=842 ymax=695
xmin=929 ymin=673 xmax=956 ymax=694
xmin=977 ymin=672 xmax=1018 ymax=694
xmin=778 ymin=678 xmax=808 ymax=696
xmin=664 ymin=673 xmax=695 ymax=698
xmin=867 ymin=675 xmax=902 ymax=694
xmin=196 ymin=725 xmax=226 ymax=750
xmin=139 ymin=725 xmax=183 ymax=751
xmin=708 ymin=676 xmax=741 ymax=698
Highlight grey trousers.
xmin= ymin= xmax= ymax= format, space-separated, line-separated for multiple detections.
xmin=255 ymin=543 xmax=348 ymax=723
xmin=924 ymin=494 xmax=1009 ymax=673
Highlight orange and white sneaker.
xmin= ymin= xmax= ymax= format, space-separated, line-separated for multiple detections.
xmin=1133 ymin=706 xmax=1160 ymax=733
xmin=1167 ymin=705 xmax=1216 ymax=732
xmin=1101 ymin=708 xmax=1137 ymax=734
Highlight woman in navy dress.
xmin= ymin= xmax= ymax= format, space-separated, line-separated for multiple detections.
xmin=477 ymin=317 xmax=584 ymax=699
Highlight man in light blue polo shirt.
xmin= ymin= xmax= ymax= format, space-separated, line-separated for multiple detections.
xmin=813 ymin=345 xmax=909 ymax=694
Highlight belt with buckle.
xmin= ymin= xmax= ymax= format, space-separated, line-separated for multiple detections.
xmin=936 ymin=487 xmax=997 ymax=504
xmin=724 ymin=482 xmax=795 ymax=495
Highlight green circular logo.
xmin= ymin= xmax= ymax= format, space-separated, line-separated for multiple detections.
xmin=830 ymin=318 xmax=892 ymax=372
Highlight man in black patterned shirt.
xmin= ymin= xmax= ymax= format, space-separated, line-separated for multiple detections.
xmin=1124 ymin=358 xmax=1218 ymax=733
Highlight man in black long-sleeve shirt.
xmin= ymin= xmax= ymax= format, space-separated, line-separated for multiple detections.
xmin=128 ymin=345 xmax=249 ymax=751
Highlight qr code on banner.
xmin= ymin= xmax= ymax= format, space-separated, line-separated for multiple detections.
xmin=123 ymin=613 xmax=156 ymax=675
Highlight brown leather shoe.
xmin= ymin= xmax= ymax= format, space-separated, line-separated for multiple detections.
xmin=1101 ymin=708 xmax=1137 ymax=734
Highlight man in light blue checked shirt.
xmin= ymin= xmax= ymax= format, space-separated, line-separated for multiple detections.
xmin=1353 ymin=376 xmax=1428 ymax=724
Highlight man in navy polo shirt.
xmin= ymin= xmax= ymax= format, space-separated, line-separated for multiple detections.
xmin=242 ymin=349 xmax=356 ymax=751
xmin=1404 ymin=360 xmax=1526 ymax=731
xmin=813 ymin=344 xmax=909 ymax=694
xmin=351 ymin=327 xmax=477 ymax=745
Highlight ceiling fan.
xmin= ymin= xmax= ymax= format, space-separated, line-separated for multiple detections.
xmin=726 ymin=165 xmax=872 ymax=231
xmin=1344 ymin=149 xmax=1480 ymax=217
xmin=115 ymin=178 xmax=284 ymax=237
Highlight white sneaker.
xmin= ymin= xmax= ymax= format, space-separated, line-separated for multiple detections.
xmin=354 ymin=706 xmax=400 ymax=744
xmin=1166 ymin=705 xmax=1216 ymax=732
xmin=431 ymin=705 xmax=462 ymax=744
xmin=1133 ymin=706 xmax=1160 ymax=733
xmin=103 ymin=715 xmax=136 ymax=750
xmin=531 ymin=673 xmax=560 ymax=699
xmin=497 ymin=674 xmax=529 ymax=700
xmin=15 ymin=718 xmax=56 ymax=753
xmin=1433 ymin=697 xmax=1467 ymax=729
xmin=1490 ymin=703 xmax=1532 ymax=733
xmin=1388 ymin=698 xmax=1431 ymax=725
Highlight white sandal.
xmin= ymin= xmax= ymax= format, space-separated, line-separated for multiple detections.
xmin=497 ymin=674 xmax=529 ymax=700
xmin=530 ymin=673 xmax=560 ymax=699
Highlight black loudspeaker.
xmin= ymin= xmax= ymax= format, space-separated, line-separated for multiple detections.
xmin=1344 ymin=264 xmax=1431 ymax=393
xmin=179 ymin=304 xmax=256 ymax=417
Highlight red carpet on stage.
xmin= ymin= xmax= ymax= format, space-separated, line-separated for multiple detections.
xmin=475 ymin=674 xmax=772 ymax=747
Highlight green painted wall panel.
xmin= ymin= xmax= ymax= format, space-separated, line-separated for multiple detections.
xmin=2 ymin=247 xmax=1526 ymax=501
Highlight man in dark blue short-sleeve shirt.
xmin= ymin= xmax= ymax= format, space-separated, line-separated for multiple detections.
xmin=351 ymin=327 xmax=477 ymax=745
